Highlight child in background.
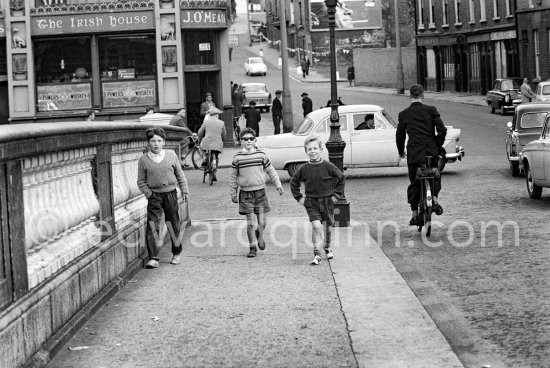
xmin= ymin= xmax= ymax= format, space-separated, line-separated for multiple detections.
xmin=229 ymin=128 xmax=284 ymax=258
xmin=290 ymin=136 xmax=345 ymax=265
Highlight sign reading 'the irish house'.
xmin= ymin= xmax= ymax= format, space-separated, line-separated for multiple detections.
xmin=31 ymin=11 xmax=154 ymax=35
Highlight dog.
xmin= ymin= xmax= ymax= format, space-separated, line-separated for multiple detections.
xmin=12 ymin=28 xmax=26 ymax=49
xmin=161 ymin=21 xmax=175 ymax=41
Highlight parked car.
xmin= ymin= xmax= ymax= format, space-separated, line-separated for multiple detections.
xmin=486 ymin=78 xmax=522 ymax=115
xmin=256 ymin=105 xmax=465 ymax=176
xmin=520 ymin=114 xmax=550 ymax=198
xmin=244 ymin=57 xmax=267 ymax=76
xmin=505 ymin=103 xmax=550 ymax=176
xmin=240 ymin=83 xmax=272 ymax=113
xmin=534 ymin=80 xmax=550 ymax=102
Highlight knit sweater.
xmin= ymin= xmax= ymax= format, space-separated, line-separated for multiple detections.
xmin=290 ymin=159 xmax=345 ymax=201
xmin=137 ymin=149 xmax=189 ymax=199
xmin=229 ymin=149 xmax=282 ymax=196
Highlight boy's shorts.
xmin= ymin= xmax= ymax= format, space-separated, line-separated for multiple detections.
xmin=239 ymin=189 xmax=270 ymax=215
xmin=304 ymin=196 xmax=335 ymax=226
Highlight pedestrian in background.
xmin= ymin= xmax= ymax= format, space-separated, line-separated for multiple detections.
xmin=347 ymin=63 xmax=355 ymax=87
xmin=301 ymin=58 xmax=309 ymax=78
xmin=137 ymin=127 xmax=189 ymax=268
xmin=326 ymin=97 xmax=345 ymax=107
xmin=305 ymin=57 xmax=311 ymax=76
xmin=86 ymin=110 xmax=96 ymax=121
xmin=301 ymin=92 xmax=313 ymax=117
xmin=244 ymin=100 xmax=262 ymax=136
xmin=232 ymin=84 xmax=243 ymax=119
xmin=169 ymin=108 xmax=193 ymax=167
xmin=272 ymin=90 xmax=283 ymax=134
xmin=230 ymin=128 xmax=284 ymax=258
xmin=520 ymin=78 xmax=536 ymax=103
xmin=200 ymin=92 xmax=216 ymax=123
xmin=290 ymin=136 xmax=345 ymax=265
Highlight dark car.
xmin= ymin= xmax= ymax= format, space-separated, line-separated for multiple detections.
xmin=486 ymin=78 xmax=523 ymax=115
xmin=520 ymin=114 xmax=550 ymax=198
xmin=506 ymin=103 xmax=550 ymax=176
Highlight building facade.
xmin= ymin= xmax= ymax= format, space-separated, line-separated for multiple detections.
xmin=1 ymin=0 xmax=232 ymax=128
xmin=516 ymin=0 xmax=550 ymax=83
xmin=416 ymin=0 xmax=519 ymax=94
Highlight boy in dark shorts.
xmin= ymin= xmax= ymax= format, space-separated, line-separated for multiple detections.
xmin=290 ymin=136 xmax=345 ymax=265
xmin=229 ymin=128 xmax=284 ymax=258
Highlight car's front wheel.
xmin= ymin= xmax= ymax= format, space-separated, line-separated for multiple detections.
xmin=287 ymin=162 xmax=304 ymax=177
xmin=526 ymin=163 xmax=543 ymax=199
xmin=501 ymin=106 xmax=507 ymax=116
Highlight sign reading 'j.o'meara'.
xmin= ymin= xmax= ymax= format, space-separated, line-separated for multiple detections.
xmin=181 ymin=10 xmax=227 ymax=28
xmin=31 ymin=11 xmax=154 ymax=35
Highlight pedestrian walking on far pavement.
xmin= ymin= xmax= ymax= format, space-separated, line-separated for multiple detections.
xmin=302 ymin=92 xmax=313 ymax=117
xmin=232 ymin=84 xmax=243 ymax=118
xmin=230 ymin=128 xmax=284 ymax=258
xmin=290 ymin=136 xmax=345 ymax=265
xmin=137 ymin=127 xmax=189 ymax=269
xmin=520 ymin=78 xmax=536 ymax=103
xmin=305 ymin=57 xmax=311 ymax=76
xmin=272 ymin=90 xmax=283 ymax=134
xmin=301 ymin=58 xmax=309 ymax=78
xmin=244 ymin=100 xmax=262 ymax=136
xmin=347 ymin=63 xmax=355 ymax=87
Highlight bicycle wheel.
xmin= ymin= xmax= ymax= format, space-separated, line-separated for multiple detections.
xmin=209 ymin=155 xmax=217 ymax=186
xmin=424 ymin=206 xmax=432 ymax=236
xmin=423 ymin=178 xmax=433 ymax=236
xmin=191 ymin=147 xmax=206 ymax=169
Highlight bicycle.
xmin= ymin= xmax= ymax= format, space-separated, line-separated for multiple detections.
xmin=202 ymin=150 xmax=219 ymax=186
xmin=416 ymin=155 xmax=439 ymax=236
xmin=181 ymin=133 xmax=207 ymax=169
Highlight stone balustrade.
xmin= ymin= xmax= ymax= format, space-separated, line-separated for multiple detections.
xmin=0 ymin=122 xmax=189 ymax=368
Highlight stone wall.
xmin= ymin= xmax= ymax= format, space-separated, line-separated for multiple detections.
xmin=0 ymin=122 xmax=189 ymax=368
xmin=354 ymin=46 xmax=417 ymax=89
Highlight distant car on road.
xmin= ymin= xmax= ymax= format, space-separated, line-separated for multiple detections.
xmin=256 ymin=104 xmax=465 ymax=177
xmin=486 ymin=78 xmax=522 ymax=115
xmin=520 ymin=113 xmax=550 ymax=198
xmin=240 ymin=83 xmax=272 ymax=113
xmin=244 ymin=57 xmax=267 ymax=76
xmin=534 ymin=80 xmax=550 ymax=102
xmin=506 ymin=103 xmax=550 ymax=176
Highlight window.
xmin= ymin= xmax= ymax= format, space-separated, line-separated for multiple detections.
xmin=418 ymin=0 xmax=425 ymax=29
xmin=353 ymin=113 xmax=375 ymax=130
xmin=455 ymin=0 xmax=461 ymax=24
xmin=98 ymin=35 xmax=156 ymax=79
xmin=505 ymin=0 xmax=512 ymax=16
xmin=34 ymin=37 xmax=92 ymax=84
xmin=520 ymin=113 xmax=546 ymax=129
xmin=469 ymin=43 xmax=479 ymax=79
xmin=427 ymin=48 xmax=436 ymax=78
xmin=183 ymin=32 xmax=217 ymax=65
xmin=493 ymin=0 xmax=500 ymax=19
xmin=534 ymin=30 xmax=540 ymax=79
xmin=469 ymin=0 xmax=475 ymax=23
xmin=480 ymin=0 xmax=486 ymax=21
xmin=429 ymin=0 xmax=435 ymax=27
xmin=443 ymin=0 xmax=449 ymax=26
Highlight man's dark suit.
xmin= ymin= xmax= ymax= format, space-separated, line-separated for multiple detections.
xmin=302 ymin=96 xmax=313 ymax=117
xmin=272 ymin=97 xmax=283 ymax=134
xmin=244 ymin=106 xmax=262 ymax=136
xmin=396 ymin=101 xmax=447 ymax=210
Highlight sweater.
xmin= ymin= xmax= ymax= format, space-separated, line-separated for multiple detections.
xmin=137 ymin=149 xmax=189 ymax=199
xmin=290 ymin=159 xmax=345 ymax=201
xmin=229 ymin=149 xmax=282 ymax=196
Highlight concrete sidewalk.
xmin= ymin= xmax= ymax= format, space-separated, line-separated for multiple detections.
xmin=45 ymin=218 xmax=464 ymax=368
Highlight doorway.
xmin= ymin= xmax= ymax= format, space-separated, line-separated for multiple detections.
xmin=184 ymin=72 xmax=219 ymax=132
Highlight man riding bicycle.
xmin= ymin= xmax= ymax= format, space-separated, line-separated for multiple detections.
xmin=198 ymin=106 xmax=226 ymax=181
xmin=396 ymin=84 xmax=447 ymax=226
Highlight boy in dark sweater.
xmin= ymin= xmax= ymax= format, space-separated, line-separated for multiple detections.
xmin=290 ymin=136 xmax=345 ymax=265
xmin=230 ymin=128 xmax=284 ymax=258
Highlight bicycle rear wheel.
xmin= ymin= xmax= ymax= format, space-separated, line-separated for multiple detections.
xmin=424 ymin=206 xmax=432 ymax=236
xmin=192 ymin=147 xmax=206 ymax=169
xmin=209 ymin=156 xmax=217 ymax=186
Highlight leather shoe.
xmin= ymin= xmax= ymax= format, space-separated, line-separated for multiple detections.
xmin=432 ymin=203 xmax=443 ymax=216
xmin=409 ymin=216 xmax=418 ymax=226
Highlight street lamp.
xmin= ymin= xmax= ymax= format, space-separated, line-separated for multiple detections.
xmin=394 ymin=0 xmax=404 ymax=94
xmin=324 ymin=0 xmax=350 ymax=227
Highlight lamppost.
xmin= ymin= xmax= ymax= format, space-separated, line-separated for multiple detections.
xmin=324 ymin=0 xmax=350 ymax=227
xmin=394 ymin=0 xmax=404 ymax=94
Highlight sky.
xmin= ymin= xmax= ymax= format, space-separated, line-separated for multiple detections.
xmin=235 ymin=0 xmax=247 ymax=14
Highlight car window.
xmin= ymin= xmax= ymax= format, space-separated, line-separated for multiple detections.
xmin=543 ymin=119 xmax=550 ymax=139
xmin=293 ymin=118 xmax=315 ymax=135
xmin=520 ymin=112 xmax=547 ymax=129
xmin=243 ymin=85 xmax=266 ymax=93
xmin=542 ymin=85 xmax=550 ymax=96
xmin=353 ymin=113 xmax=375 ymax=130
xmin=374 ymin=114 xmax=387 ymax=129
xmin=501 ymin=80 xmax=520 ymax=91
xmin=250 ymin=59 xmax=263 ymax=64
xmin=381 ymin=110 xmax=397 ymax=128
xmin=316 ymin=119 xmax=328 ymax=133
xmin=494 ymin=81 xmax=500 ymax=90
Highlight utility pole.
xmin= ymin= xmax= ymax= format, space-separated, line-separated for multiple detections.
xmin=394 ymin=0 xmax=404 ymax=94
xmin=279 ymin=0 xmax=294 ymax=132
xmin=247 ymin=0 xmax=253 ymax=47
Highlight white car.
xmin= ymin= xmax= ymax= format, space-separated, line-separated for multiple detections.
xmin=534 ymin=80 xmax=550 ymax=102
xmin=256 ymin=105 xmax=465 ymax=176
xmin=244 ymin=57 xmax=267 ymax=76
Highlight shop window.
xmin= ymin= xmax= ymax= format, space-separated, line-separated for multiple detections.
xmin=183 ymin=32 xmax=217 ymax=65
xmin=34 ymin=37 xmax=92 ymax=84
xmin=98 ymin=34 xmax=156 ymax=80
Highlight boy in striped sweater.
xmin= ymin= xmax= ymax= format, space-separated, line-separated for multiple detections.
xmin=230 ymin=128 xmax=284 ymax=258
